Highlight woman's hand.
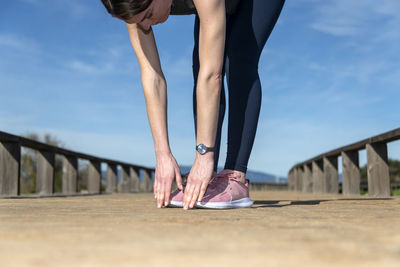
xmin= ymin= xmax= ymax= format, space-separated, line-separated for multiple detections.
xmin=183 ymin=153 xmax=214 ymax=209
xmin=154 ymin=151 xmax=183 ymax=208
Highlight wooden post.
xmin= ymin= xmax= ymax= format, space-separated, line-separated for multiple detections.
xmin=366 ymin=143 xmax=390 ymax=197
xmin=106 ymin=164 xmax=117 ymax=193
xmin=0 ymin=142 xmax=20 ymax=196
xmin=312 ymin=160 xmax=324 ymax=193
xmin=62 ymin=155 xmax=78 ymax=194
xmin=323 ymin=156 xmax=339 ymax=194
xmin=88 ymin=160 xmax=101 ymax=194
xmin=120 ymin=165 xmax=131 ymax=193
xmin=36 ymin=150 xmax=55 ymax=195
xmin=293 ymin=168 xmax=299 ymax=191
xmin=142 ymin=169 xmax=153 ymax=192
xmin=288 ymin=170 xmax=294 ymax=191
xmin=130 ymin=167 xmax=140 ymax=193
xmin=119 ymin=166 xmax=140 ymax=193
xmin=302 ymin=163 xmax=313 ymax=193
xmin=295 ymin=167 xmax=303 ymax=192
xmin=341 ymin=150 xmax=360 ymax=195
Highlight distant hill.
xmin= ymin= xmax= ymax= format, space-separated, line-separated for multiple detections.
xmin=179 ymin=165 xmax=287 ymax=184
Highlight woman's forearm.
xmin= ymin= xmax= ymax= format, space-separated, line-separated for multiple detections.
xmin=195 ymin=72 xmax=222 ymax=150
xmin=125 ymin=23 xmax=170 ymax=158
xmin=141 ymin=72 xmax=171 ymax=157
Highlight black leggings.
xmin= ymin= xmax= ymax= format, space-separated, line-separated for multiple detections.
xmin=192 ymin=0 xmax=285 ymax=173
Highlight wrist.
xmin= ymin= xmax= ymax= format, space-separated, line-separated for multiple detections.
xmin=155 ymin=150 xmax=172 ymax=159
xmin=195 ymin=151 xmax=214 ymax=162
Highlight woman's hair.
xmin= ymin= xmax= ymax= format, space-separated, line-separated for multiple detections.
xmin=101 ymin=0 xmax=153 ymax=20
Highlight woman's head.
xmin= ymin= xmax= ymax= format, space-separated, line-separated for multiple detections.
xmin=101 ymin=0 xmax=172 ymax=31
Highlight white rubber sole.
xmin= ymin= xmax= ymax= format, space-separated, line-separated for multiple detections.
xmin=195 ymin=197 xmax=253 ymax=209
xmin=169 ymin=200 xmax=183 ymax=208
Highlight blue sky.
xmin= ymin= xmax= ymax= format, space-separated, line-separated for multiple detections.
xmin=1 ymin=0 xmax=399 ymax=177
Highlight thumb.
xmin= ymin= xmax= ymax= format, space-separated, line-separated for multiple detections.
xmin=175 ymin=166 xmax=183 ymax=190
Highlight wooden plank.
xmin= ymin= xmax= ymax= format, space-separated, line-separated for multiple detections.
xmin=341 ymin=151 xmax=360 ymax=195
xmin=36 ymin=150 xmax=55 ymax=195
xmin=88 ymin=160 xmax=101 ymax=194
xmin=120 ymin=165 xmax=130 ymax=193
xmin=312 ymin=160 xmax=324 ymax=193
xmin=106 ymin=164 xmax=117 ymax=194
xmin=366 ymin=143 xmax=390 ymax=197
xmin=302 ymin=163 xmax=313 ymax=193
xmin=0 ymin=142 xmax=20 ymax=196
xmin=62 ymin=155 xmax=78 ymax=194
xmin=323 ymin=156 xmax=338 ymax=194
xmin=142 ymin=169 xmax=153 ymax=192
xmin=130 ymin=167 xmax=140 ymax=193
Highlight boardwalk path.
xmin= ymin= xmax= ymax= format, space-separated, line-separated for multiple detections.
xmin=1 ymin=191 xmax=399 ymax=267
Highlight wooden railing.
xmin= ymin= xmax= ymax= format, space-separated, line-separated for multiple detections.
xmin=0 ymin=131 xmax=154 ymax=197
xmin=288 ymin=128 xmax=400 ymax=197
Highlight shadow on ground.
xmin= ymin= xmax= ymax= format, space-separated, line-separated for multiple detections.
xmin=253 ymin=198 xmax=394 ymax=208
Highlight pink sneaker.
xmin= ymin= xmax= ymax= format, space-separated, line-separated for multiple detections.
xmin=169 ymin=173 xmax=188 ymax=207
xmin=169 ymin=186 xmax=185 ymax=207
xmin=195 ymin=170 xmax=253 ymax=209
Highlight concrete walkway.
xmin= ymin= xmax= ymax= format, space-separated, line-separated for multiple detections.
xmin=1 ymin=191 xmax=399 ymax=267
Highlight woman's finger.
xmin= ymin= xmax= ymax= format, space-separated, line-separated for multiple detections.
xmin=159 ymin=182 xmax=166 ymax=208
xmin=175 ymin=167 xmax=183 ymax=190
xmin=157 ymin=180 xmax=162 ymax=208
xmin=164 ymin=180 xmax=172 ymax=207
xmin=153 ymin=178 xmax=158 ymax=199
xmin=182 ymin=183 xmax=190 ymax=208
xmin=198 ymin=182 xmax=208 ymax=202
xmin=183 ymin=183 xmax=194 ymax=209
xmin=189 ymin=184 xmax=201 ymax=209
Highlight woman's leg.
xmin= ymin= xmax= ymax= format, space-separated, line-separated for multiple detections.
xmin=192 ymin=15 xmax=226 ymax=172
xmin=224 ymin=0 xmax=285 ymax=175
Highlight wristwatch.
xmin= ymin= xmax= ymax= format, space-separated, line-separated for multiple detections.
xmin=196 ymin=144 xmax=214 ymax=155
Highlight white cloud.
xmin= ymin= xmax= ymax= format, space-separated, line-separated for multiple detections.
xmin=0 ymin=34 xmax=40 ymax=53
xmin=64 ymin=44 xmax=140 ymax=77
xmin=68 ymin=60 xmax=98 ymax=74
xmin=309 ymin=0 xmax=400 ymax=40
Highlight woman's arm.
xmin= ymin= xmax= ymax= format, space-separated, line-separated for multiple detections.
xmin=183 ymin=0 xmax=226 ymax=209
xmin=126 ymin=23 xmax=182 ymax=207
xmin=194 ymin=0 xmax=226 ymax=148
xmin=126 ymin=24 xmax=168 ymax=154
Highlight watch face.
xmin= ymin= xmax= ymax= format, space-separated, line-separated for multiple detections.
xmin=197 ymin=144 xmax=207 ymax=154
